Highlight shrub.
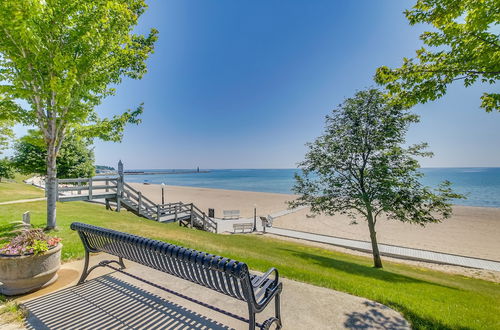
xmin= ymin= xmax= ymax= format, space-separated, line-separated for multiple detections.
xmin=0 ymin=228 xmax=61 ymax=256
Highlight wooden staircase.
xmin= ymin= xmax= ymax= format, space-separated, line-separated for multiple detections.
xmin=57 ymin=177 xmax=218 ymax=233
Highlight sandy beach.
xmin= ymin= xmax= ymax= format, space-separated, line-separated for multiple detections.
xmin=129 ymin=182 xmax=500 ymax=262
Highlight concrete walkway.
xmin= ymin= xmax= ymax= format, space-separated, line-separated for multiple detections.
xmin=19 ymin=254 xmax=410 ymax=330
xmin=0 ymin=197 xmax=46 ymax=205
xmin=267 ymin=227 xmax=500 ymax=272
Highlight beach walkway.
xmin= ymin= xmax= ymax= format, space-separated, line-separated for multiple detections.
xmin=266 ymin=227 xmax=500 ymax=272
xmin=0 ymin=197 xmax=46 ymax=205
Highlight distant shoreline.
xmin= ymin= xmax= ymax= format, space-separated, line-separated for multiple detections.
xmin=127 ymin=181 xmax=500 ymax=209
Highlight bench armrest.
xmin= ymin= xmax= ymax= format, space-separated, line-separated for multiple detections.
xmin=252 ymin=267 xmax=279 ymax=288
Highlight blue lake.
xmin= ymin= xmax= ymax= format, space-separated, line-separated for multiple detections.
xmin=124 ymin=168 xmax=500 ymax=208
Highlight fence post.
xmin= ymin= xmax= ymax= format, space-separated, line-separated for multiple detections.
xmin=157 ymin=204 xmax=160 ymax=221
xmin=116 ymin=179 xmax=122 ymax=212
xmin=138 ymin=192 xmax=142 ymax=214
xmin=190 ymin=204 xmax=194 ymax=228
xmin=105 ymin=179 xmax=109 ymax=192
xmin=55 ymin=178 xmax=59 ymax=202
xmin=175 ymin=205 xmax=178 ymax=222
xmin=22 ymin=211 xmax=30 ymax=225
xmin=88 ymin=177 xmax=93 ymax=200
xmin=78 ymin=179 xmax=82 ymax=195
xmin=202 ymin=212 xmax=206 ymax=231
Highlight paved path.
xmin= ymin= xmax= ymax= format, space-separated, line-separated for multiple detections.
xmin=19 ymin=255 xmax=410 ymax=330
xmin=0 ymin=197 xmax=46 ymax=205
xmin=267 ymin=227 xmax=500 ymax=272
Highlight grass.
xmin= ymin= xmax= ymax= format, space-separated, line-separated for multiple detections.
xmin=1 ymin=200 xmax=499 ymax=329
xmin=0 ymin=296 xmax=26 ymax=326
xmin=0 ymin=174 xmax=44 ymax=203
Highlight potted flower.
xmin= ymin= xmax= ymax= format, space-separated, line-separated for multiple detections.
xmin=0 ymin=228 xmax=62 ymax=295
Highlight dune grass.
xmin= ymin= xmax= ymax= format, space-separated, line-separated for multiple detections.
xmin=1 ymin=200 xmax=499 ymax=329
xmin=0 ymin=174 xmax=44 ymax=203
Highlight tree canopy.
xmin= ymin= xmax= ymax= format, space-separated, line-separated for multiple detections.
xmin=0 ymin=121 xmax=14 ymax=155
xmin=0 ymin=158 xmax=15 ymax=182
xmin=375 ymin=0 xmax=500 ymax=112
xmin=0 ymin=0 xmax=158 ymax=228
xmin=291 ymin=89 xmax=462 ymax=268
xmin=13 ymin=130 xmax=95 ymax=179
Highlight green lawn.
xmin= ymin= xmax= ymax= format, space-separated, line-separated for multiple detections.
xmin=1 ymin=200 xmax=499 ymax=329
xmin=0 ymin=174 xmax=44 ymax=203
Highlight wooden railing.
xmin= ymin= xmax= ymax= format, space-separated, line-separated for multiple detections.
xmin=56 ymin=177 xmax=118 ymax=201
xmin=55 ymin=176 xmax=218 ymax=233
xmin=190 ymin=203 xmax=217 ymax=232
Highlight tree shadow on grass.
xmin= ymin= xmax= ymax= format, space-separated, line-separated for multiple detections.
xmin=279 ymin=248 xmax=459 ymax=289
xmin=344 ymin=301 xmax=410 ymax=329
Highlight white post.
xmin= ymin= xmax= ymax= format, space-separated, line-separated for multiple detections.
xmin=138 ymin=192 xmax=142 ymax=214
xmin=22 ymin=211 xmax=31 ymax=225
xmin=88 ymin=177 xmax=93 ymax=200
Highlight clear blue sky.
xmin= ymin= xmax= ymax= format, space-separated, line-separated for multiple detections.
xmin=12 ymin=0 xmax=500 ymax=169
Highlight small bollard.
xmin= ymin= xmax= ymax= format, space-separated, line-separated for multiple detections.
xmin=22 ymin=211 xmax=31 ymax=225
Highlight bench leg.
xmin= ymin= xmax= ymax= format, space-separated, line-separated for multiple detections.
xmin=275 ymin=291 xmax=282 ymax=329
xmin=77 ymin=250 xmax=90 ymax=285
xmin=248 ymin=307 xmax=256 ymax=330
xmin=118 ymin=256 xmax=126 ymax=269
xmin=260 ymin=292 xmax=283 ymax=330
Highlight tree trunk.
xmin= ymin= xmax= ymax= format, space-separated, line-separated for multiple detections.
xmin=46 ymin=147 xmax=57 ymax=230
xmin=366 ymin=212 xmax=383 ymax=268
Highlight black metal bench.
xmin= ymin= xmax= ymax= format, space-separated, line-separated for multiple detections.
xmin=71 ymin=222 xmax=283 ymax=329
xmin=233 ymin=222 xmax=254 ymax=233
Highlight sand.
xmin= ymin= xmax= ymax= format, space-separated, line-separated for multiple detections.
xmin=129 ymin=182 xmax=500 ymax=263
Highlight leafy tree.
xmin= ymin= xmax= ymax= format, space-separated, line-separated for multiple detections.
xmin=0 ymin=121 xmax=14 ymax=155
xmin=13 ymin=130 xmax=95 ymax=179
xmin=0 ymin=158 xmax=15 ymax=183
xmin=0 ymin=0 xmax=158 ymax=228
xmin=290 ymin=89 xmax=462 ymax=268
xmin=375 ymin=0 xmax=500 ymax=112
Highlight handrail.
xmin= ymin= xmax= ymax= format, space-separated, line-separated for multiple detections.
xmin=190 ymin=204 xmax=217 ymax=231
xmin=123 ymin=182 xmax=157 ymax=207
xmin=57 ymin=176 xmax=217 ymax=232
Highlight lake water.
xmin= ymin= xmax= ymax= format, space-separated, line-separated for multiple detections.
xmin=124 ymin=168 xmax=500 ymax=208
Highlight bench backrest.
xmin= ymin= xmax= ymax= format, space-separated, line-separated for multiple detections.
xmin=223 ymin=210 xmax=240 ymax=219
xmin=233 ymin=223 xmax=253 ymax=228
xmin=70 ymin=222 xmax=252 ymax=302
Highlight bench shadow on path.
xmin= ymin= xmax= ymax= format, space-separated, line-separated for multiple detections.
xmin=23 ymin=275 xmax=230 ymax=330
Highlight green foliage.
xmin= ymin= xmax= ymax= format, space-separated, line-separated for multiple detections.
xmin=0 ymin=122 xmax=14 ymax=155
xmin=13 ymin=130 xmax=95 ymax=178
xmin=26 ymin=240 xmax=49 ymax=255
xmin=95 ymin=165 xmax=115 ymax=171
xmin=0 ymin=0 xmax=157 ymax=138
xmin=0 ymin=0 xmax=157 ymax=227
xmin=0 ymin=158 xmax=15 ymax=183
xmin=291 ymin=89 xmax=463 ymax=267
xmin=375 ymin=0 xmax=500 ymax=112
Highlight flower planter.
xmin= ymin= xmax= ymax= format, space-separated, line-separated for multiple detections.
xmin=0 ymin=243 xmax=62 ymax=296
